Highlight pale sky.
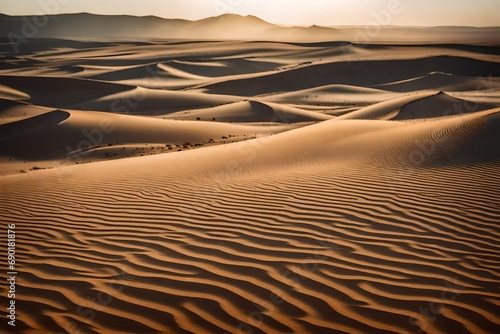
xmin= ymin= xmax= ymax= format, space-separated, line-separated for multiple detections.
xmin=0 ymin=0 xmax=498 ymax=27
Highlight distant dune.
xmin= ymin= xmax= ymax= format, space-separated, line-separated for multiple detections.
xmin=1 ymin=13 xmax=500 ymax=45
xmin=200 ymin=55 xmax=500 ymax=96
xmin=0 ymin=27 xmax=499 ymax=334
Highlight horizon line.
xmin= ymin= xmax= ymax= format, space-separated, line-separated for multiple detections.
xmin=1 ymin=12 xmax=500 ymax=29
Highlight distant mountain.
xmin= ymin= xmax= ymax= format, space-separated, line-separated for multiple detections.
xmin=0 ymin=13 xmax=498 ymax=45
xmin=0 ymin=13 xmax=344 ymax=42
xmin=196 ymin=13 xmax=274 ymax=27
xmin=188 ymin=14 xmax=286 ymax=40
xmin=0 ymin=13 xmax=191 ymax=40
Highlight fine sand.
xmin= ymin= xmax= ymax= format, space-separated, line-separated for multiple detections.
xmin=0 ymin=36 xmax=499 ymax=334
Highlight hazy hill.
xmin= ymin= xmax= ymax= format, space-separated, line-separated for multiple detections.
xmin=0 ymin=13 xmax=498 ymax=44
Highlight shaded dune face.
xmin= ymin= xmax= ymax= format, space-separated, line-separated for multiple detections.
xmin=0 ymin=38 xmax=499 ymax=334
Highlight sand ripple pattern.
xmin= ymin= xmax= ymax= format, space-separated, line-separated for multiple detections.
xmin=0 ymin=158 xmax=499 ymax=334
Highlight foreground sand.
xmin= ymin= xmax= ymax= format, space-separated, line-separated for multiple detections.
xmin=0 ymin=39 xmax=499 ymax=333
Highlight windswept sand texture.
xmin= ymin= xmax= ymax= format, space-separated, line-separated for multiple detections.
xmin=0 ymin=21 xmax=500 ymax=334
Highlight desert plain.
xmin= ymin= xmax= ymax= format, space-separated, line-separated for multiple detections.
xmin=0 ymin=13 xmax=499 ymax=334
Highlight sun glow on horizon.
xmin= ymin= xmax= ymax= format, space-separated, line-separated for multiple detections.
xmin=0 ymin=0 xmax=499 ymax=27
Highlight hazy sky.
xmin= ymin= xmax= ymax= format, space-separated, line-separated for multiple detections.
xmin=0 ymin=0 xmax=499 ymax=26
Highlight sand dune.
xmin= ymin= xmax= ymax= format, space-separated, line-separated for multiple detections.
xmin=393 ymin=91 xmax=496 ymax=120
xmin=165 ymin=100 xmax=332 ymax=123
xmin=333 ymin=91 xmax=497 ymax=121
xmin=0 ymin=109 xmax=69 ymax=141
xmin=0 ymin=75 xmax=238 ymax=113
xmin=262 ymin=84 xmax=403 ymax=112
xmin=0 ymin=36 xmax=499 ymax=334
xmin=0 ymin=99 xmax=55 ymax=124
xmin=162 ymin=59 xmax=281 ymax=78
xmin=0 ymin=75 xmax=134 ymax=105
xmin=1 ymin=108 xmax=499 ymax=333
xmin=0 ymin=108 xmax=296 ymax=161
xmin=74 ymin=87 xmax=237 ymax=114
xmin=200 ymin=56 xmax=500 ymax=96
xmin=375 ymin=72 xmax=500 ymax=92
xmin=0 ymin=84 xmax=31 ymax=101
xmin=334 ymin=91 xmax=437 ymax=120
